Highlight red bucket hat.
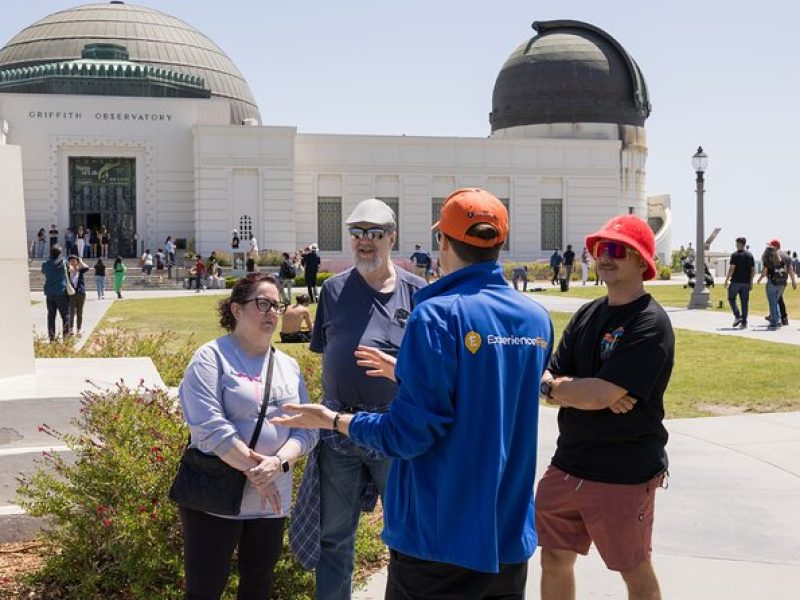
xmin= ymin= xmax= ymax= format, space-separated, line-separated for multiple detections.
xmin=585 ymin=214 xmax=657 ymax=280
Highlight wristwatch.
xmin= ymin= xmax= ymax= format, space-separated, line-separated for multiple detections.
xmin=540 ymin=379 xmax=554 ymax=400
xmin=280 ymin=459 xmax=290 ymax=473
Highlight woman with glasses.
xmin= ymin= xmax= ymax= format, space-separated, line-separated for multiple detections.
xmin=177 ymin=272 xmax=317 ymax=600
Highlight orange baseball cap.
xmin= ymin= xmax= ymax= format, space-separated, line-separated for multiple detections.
xmin=432 ymin=188 xmax=508 ymax=248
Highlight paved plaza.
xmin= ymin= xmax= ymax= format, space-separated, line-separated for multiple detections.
xmin=4 ymin=283 xmax=799 ymax=598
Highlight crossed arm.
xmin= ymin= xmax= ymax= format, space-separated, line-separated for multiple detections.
xmin=541 ymin=369 xmax=637 ymax=414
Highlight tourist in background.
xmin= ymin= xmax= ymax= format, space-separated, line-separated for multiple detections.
xmin=48 ymin=224 xmax=59 ymax=249
xmin=248 ymin=235 xmax=259 ymax=260
xmin=550 ymin=249 xmax=563 ymax=285
xmin=100 ymin=226 xmax=110 ymax=259
xmin=83 ymin=227 xmax=92 ymax=258
xmin=76 ymin=226 xmax=86 ymax=259
xmin=140 ymin=248 xmax=154 ymax=282
xmin=278 ymin=252 xmax=296 ymax=303
xmin=279 ymin=293 xmax=313 ymax=343
xmin=723 ymin=236 xmax=754 ymax=328
xmin=193 ymin=254 xmax=207 ymax=292
xmin=562 ymin=244 xmax=575 ymax=289
xmin=67 ymin=254 xmax=90 ymax=336
xmin=511 ymin=263 xmax=528 ymax=292
xmin=113 ymin=256 xmax=127 ymax=299
xmin=155 ymin=248 xmax=166 ymax=283
xmin=580 ymin=246 xmax=591 ymax=285
xmin=90 ymin=227 xmax=99 ymax=258
xmin=757 ymin=239 xmax=796 ymax=329
xmin=64 ymin=227 xmax=76 ymax=257
xmin=41 ymin=244 xmax=70 ymax=342
xmin=165 ymin=236 xmax=176 ymax=266
xmin=178 ymin=273 xmax=317 ymax=600
xmin=300 ymin=243 xmax=321 ymax=302
xmin=94 ymin=258 xmax=106 ymax=300
xmin=31 ymin=228 xmax=46 ymax=259
xmin=231 ymin=229 xmax=240 ymax=249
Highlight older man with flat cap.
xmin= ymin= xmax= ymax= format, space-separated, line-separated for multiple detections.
xmin=293 ymin=198 xmax=425 ymax=600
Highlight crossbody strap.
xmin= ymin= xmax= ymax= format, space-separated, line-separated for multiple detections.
xmin=247 ymin=347 xmax=276 ymax=449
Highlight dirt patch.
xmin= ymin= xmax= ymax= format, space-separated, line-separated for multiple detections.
xmin=696 ymin=403 xmax=750 ymax=416
xmin=0 ymin=542 xmax=45 ymax=599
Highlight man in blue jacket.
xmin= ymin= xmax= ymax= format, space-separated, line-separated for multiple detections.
xmin=275 ymin=188 xmax=553 ymax=599
xmin=41 ymin=244 xmax=70 ymax=341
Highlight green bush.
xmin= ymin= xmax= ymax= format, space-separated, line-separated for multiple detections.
xmin=257 ymin=251 xmax=283 ymax=267
xmin=294 ymin=272 xmax=334 ymax=287
xmin=21 ymin=335 xmax=385 ymax=599
xmin=659 ymin=266 xmax=672 ymax=280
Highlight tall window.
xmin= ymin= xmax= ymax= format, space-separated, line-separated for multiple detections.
xmin=238 ymin=215 xmax=253 ymax=242
xmin=541 ymin=199 xmax=563 ymax=251
xmin=499 ymin=198 xmax=510 ymax=251
xmin=317 ymin=197 xmax=342 ymax=251
xmin=377 ymin=197 xmax=399 ymax=251
xmin=431 ymin=198 xmax=445 ymax=250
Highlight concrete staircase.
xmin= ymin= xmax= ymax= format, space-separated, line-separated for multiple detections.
xmin=29 ymin=258 xmax=191 ymax=291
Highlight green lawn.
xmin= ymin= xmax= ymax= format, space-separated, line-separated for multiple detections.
xmin=95 ymin=297 xmax=800 ymax=418
xmin=546 ymin=281 xmax=800 ymax=317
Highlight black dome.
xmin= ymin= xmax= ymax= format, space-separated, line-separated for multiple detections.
xmin=490 ymin=20 xmax=651 ymax=132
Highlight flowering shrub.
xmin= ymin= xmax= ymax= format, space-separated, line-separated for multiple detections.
xmin=17 ymin=341 xmax=385 ymax=598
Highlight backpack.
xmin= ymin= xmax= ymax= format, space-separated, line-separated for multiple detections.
xmin=281 ymin=261 xmax=297 ymax=279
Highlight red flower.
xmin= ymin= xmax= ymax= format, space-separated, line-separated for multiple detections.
xmin=138 ymin=505 xmax=148 ymax=513
xmin=95 ymin=504 xmax=107 ymax=516
xmin=102 ymin=517 xmax=113 ymax=527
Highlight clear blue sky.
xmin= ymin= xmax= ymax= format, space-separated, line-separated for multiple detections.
xmin=3 ymin=1 xmax=799 ymax=254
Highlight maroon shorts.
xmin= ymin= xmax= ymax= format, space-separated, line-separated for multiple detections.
xmin=535 ymin=464 xmax=665 ymax=572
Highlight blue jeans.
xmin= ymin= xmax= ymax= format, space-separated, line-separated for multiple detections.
xmin=766 ymin=281 xmax=785 ymax=326
xmin=95 ymin=275 xmax=105 ymax=298
xmin=727 ymin=282 xmax=750 ymax=321
xmin=316 ymin=442 xmax=391 ymax=600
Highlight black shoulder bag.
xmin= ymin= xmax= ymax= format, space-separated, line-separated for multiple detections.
xmin=168 ymin=348 xmax=275 ymax=515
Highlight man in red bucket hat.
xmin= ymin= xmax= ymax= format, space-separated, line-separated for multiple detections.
xmin=536 ymin=214 xmax=674 ymax=599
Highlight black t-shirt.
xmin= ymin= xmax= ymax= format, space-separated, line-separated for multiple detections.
xmin=767 ymin=253 xmax=792 ymax=286
xmin=549 ymin=294 xmax=674 ymax=484
xmin=729 ymin=250 xmax=754 ymax=284
xmin=563 ymin=250 xmax=575 ymax=266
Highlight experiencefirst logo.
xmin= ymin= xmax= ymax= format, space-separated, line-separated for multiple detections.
xmin=464 ymin=331 xmax=548 ymax=355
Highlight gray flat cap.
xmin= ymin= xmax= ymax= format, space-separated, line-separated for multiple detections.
xmin=345 ymin=198 xmax=396 ymax=228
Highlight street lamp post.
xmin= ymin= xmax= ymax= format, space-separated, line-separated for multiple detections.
xmin=688 ymin=146 xmax=710 ymax=309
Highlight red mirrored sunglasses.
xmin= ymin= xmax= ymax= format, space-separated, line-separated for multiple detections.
xmin=592 ymin=240 xmax=638 ymax=260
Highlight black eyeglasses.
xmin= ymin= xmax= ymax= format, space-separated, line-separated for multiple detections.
xmin=348 ymin=227 xmax=390 ymax=241
xmin=241 ymin=297 xmax=287 ymax=314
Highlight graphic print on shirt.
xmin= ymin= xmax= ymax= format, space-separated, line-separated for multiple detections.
xmin=599 ymin=326 xmax=624 ymax=361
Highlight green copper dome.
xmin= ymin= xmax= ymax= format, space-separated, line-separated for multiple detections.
xmin=0 ymin=2 xmax=260 ymax=124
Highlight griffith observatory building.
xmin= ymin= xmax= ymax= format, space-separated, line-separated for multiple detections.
xmin=0 ymin=2 xmax=671 ymax=261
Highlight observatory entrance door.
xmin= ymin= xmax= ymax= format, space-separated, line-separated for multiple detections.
xmin=69 ymin=157 xmax=137 ymax=257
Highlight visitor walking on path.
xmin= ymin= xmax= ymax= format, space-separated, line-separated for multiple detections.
xmin=94 ymin=258 xmax=106 ymax=299
xmin=274 ymin=188 xmax=552 ymax=600
xmin=300 ymin=243 xmax=321 ymax=302
xmin=757 ymin=239 xmax=796 ymax=329
xmin=41 ymin=244 xmax=70 ymax=342
xmin=31 ymin=227 xmax=47 ymax=259
xmin=562 ymin=244 xmax=575 ymax=289
xmin=724 ymin=236 xmax=755 ymax=328
xmin=536 ymin=214 xmax=674 ymax=600
xmin=580 ymin=246 xmax=591 ymax=285
xmin=113 ymin=256 xmax=127 ymax=299
xmin=278 ymin=252 xmax=296 ymax=304
xmin=549 ymin=249 xmax=562 ymax=285
xmin=67 ymin=254 xmax=90 ymax=336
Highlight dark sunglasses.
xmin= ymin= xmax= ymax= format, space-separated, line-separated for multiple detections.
xmin=592 ymin=241 xmax=638 ymax=260
xmin=241 ymin=297 xmax=287 ymax=315
xmin=348 ymin=227 xmax=390 ymax=241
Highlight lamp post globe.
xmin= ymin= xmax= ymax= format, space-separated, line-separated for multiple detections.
xmin=688 ymin=146 xmax=711 ymax=309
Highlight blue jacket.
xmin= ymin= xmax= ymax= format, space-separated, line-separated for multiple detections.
xmin=41 ymin=257 xmax=67 ymax=297
xmin=349 ymin=261 xmax=553 ymax=573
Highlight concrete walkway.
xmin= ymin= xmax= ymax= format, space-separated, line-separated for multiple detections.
xmin=355 ymin=408 xmax=800 ymax=600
